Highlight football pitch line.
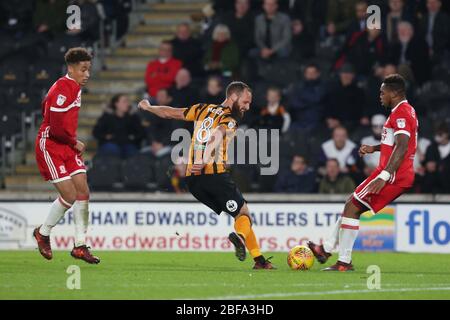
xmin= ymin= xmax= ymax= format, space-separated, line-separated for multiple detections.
xmin=200 ymin=287 xmax=450 ymax=300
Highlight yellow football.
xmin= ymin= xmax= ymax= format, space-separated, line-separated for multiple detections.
xmin=287 ymin=245 xmax=315 ymax=270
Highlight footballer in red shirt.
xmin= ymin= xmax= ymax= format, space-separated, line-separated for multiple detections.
xmin=308 ymin=74 xmax=418 ymax=271
xmin=33 ymin=48 xmax=99 ymax=264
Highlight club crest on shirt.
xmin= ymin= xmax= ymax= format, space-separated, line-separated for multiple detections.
xmin=56 ymin=94 xmax=66 ymax=106
xmin=228 ymin=121 xmax=236 ymax=129
xmin=396 ymin=118 xmax=406 ymax=129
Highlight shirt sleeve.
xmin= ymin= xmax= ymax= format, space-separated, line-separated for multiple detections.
xmin=48 ymin=84 xmax=74 ymax=112
xmin=390 ymin=108 xmax=414 ymax=138
xmin=183 ymin=103 xmax=202 ymax=121
xmin=218 ymin=114 xmax=238 ymax=133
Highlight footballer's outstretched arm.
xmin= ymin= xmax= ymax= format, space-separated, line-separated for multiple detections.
xmin=138 ymin=99 xmax=186 ymax=120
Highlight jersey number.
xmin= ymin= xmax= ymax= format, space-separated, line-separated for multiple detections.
xmin=196 ymin=117 xmax=214 ymax=143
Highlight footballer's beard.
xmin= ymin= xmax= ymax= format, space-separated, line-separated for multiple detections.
xmin=231 ymin=101 xmax=244 ymax=120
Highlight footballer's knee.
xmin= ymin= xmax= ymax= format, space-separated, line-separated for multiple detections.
xmin=342 ymin=197 xmax=363 ymax=219
xmin=235 ymin=204 xmax=252 ymax=224
xmin=75 ymin=183 xmax=90 ymax=201
xmin=76 ymin=189 xmax=90 ymax=201
xmin=61 ymin=191 xmax=77 ymax=205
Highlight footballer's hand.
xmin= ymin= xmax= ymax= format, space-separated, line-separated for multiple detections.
xmin=138 ymin=99 xmax=152 ymax=112
xmin=190 ymin=163 xmax=205 ymax=175
xmin=359 ymin=144 xmax=375 ymax=157
xmin=365 ymin=178 xmax=386 ymax=195
xmin=74 ymin=140 xmax=86 ymax=154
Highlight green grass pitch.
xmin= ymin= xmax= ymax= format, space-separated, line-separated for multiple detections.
xmin=0 ymin=251 xmax=449 ymax=300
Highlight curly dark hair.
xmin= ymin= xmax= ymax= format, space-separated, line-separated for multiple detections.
xmin=64 ymin=47 xmax=92 ymax=65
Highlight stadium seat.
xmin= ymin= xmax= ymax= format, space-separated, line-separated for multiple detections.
xmin=7 ymin=90 xmax=40 ymax=115
xmin=29 ymin=60 xmax=63 ymax=92
xmin=152 ymin=157 xmax=173 ymax=191
xmin=122 ymin=154 xmax=157 ymax=191
xmin=88 ymin=155 xmax=123 ymax=191
xmin=0 ymin=61 xmax=28 ymax=88
xmin=0 ymin=111 xmax=21 ymax=138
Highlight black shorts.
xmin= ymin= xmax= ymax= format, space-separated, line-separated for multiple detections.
xmin=186 ymin=173 xmax=246 ymax=217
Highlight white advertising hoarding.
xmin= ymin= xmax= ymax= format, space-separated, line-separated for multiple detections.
xmin=396 ymin=204 xmax=450 ymax=253
xmin=0 ymin=202 xmax=345 ymax=251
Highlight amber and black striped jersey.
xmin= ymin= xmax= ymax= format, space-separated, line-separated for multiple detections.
xmin=183 ymin=103 xmax=239 ymax=176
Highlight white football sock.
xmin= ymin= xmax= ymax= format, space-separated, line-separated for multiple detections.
xmin=73 ymin=200 xmax=89 ymax=247
xmin=323 ymin=216 xmax=342 ymax=253
xmin=39 ymin=197 xmax=72 ymax=236
xmin=338 ymin=217 xmax=360 ymax=264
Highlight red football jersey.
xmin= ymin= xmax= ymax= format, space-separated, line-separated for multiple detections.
xmin=37 ymin=75 xmax=81 ymax=147
xmin=379 ymin=100 xmax=418 ymax=187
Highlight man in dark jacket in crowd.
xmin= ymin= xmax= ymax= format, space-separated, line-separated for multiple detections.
xmin=274 ymin=155 xmax=316 ymax=193
xmin=93 ymin=94 xmax=145 ymax=159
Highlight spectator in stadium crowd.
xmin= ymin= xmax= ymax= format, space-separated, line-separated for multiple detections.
xmin=257 ymin=86 xmax=291 ymax=134
xmin=364 ymin=63 xmax=395 ymax=120
xmin=145 ymin=41 xmax=182 ymax=98
xmin=141 ymin=89 xmax=175 ymax=141
xmin=141 ymin=135 xmax=173 ymax=191
xmin=204 ymin=24 xmax=240 ymax=77
xmin=418 ymin=0 xmax=450 ymax=62
xmin=199 ymin=76 xmax=225 ymax=104
xmin=278 ymin=0 xmax=327 ymax=37
xmin=171 ymin=157 xmax=188 ymax=194
xmin=383 ymin=0 xmax=414 ymax=45
xmin=291 ymin=19 xmax=316 ymax=63
xmin=93 ymin=94 xmax=145 ymax=159
xmin=413 ymin=134 xmax=432 ymax=176
xmin=335 ymin=27 xmax=386 ymax=76
xmin=388 ymin=21 xmax=430 ymax=85
xmin=345 ymin=0 xmax=368 ymax=39
xmin=99 ymin=0 xmax=132 ymax=40
xmin=422 ymin=123 xmax=450 ymax=193
xmin=326 ymin=0 xmax=361 ymax=36
xmin=319 ymin=126 xmax=358 ymax=175
xmin=169 ymin=68 xmax=198 ymax=108
xmin=170 ymin=23 xmax=204 ymax=78
xmin=67 ymin=0 xmax=101 ymax=42
xmin=33 ymin=0 xmax=68 ymax=39
xmin=325 ymin=64 xmax=365 ymax=131
xmin=318 ymin=158 xmax=356 ymax=194
xmin=168 ymin=69 xmax=198 ymax=131
xmin=360 ymin=114 xmax=386 ymax=175
xmin=288 ymin=63 xmax=326 ymax=130
xmin=274 ymin=155 xmax=317 ymax=193
xmin=219 ymin=0 xmax=255 ymax=59
xmin=254 ymin=0 xmax=292 ymax=60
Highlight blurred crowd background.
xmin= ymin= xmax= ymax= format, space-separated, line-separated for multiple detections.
xmin=0 ymin=0 xmax=449 ymax=194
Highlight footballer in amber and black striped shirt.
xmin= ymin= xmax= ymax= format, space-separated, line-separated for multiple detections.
xmin=138 ymin=81 xmax=275 ymax=270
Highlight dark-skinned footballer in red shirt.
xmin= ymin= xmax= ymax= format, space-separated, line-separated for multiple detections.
xmin=308 ymin=74 xmax=418 ymax=271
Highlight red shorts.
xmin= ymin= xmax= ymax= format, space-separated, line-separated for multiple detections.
xmin=353 ymin=169 xmax=408 ymax=214
xmin=35 ymin=136 xmax=86 ymax=183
